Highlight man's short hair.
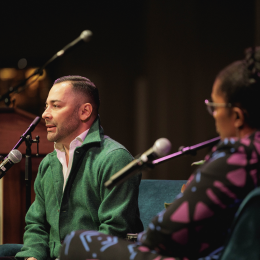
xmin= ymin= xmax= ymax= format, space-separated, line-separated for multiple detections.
xmin=54 ymin=75 xmax=100 ymax=114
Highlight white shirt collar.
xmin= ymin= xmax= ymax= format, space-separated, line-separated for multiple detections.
xmin=54 ymin=129 xmax=89 ymax=152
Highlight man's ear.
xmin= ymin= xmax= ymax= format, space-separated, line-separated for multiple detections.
xmin=79 ymin=103 xmax=93 ymax=121
xmin=233 ymin=107 xmax=244 ymax=129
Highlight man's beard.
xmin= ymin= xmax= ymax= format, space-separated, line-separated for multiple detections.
xmin=47 ymin=106 xmax=81 ymax=143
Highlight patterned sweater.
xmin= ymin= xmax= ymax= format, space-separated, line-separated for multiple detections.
xmin=59 ymin=131 xmax=260 ymax=260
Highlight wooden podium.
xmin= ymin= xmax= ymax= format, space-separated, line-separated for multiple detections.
xmin=0 ymin=107 xmax=53 ymax=244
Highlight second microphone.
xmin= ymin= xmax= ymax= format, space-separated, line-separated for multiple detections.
xmin=104 ymin=138 xmax=172 ymax=189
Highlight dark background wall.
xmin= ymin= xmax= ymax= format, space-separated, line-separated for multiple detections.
xmin=0 ymin=0 xmax=259 ymax=180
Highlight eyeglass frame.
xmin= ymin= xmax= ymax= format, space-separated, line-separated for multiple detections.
xmin=205 ymin=99 xmax=232 ymax=115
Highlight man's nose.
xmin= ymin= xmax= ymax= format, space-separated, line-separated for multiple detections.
xmin=42 ymin=108 xmax=51 ymax=119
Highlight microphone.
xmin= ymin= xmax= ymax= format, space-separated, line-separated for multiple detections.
xmin=140 ymin=138 xmax=172 ymax=162
xmin=35 ymin=30 xmax=93 ymax=76
xmin=104 ymin=138 xmax=172 ymax=189
xmin=27 ymin=116 xmax=41 ymax=133
xmin=0 ymin=149 xmax=22 ymax=179
xmin=12 ymin=116 xmax=41 ymax=151
xmin=56 ymin=30 xmax=93 ymax=57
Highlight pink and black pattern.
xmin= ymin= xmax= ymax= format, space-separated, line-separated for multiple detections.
xmin=60 ymin=131 xmax=260 ymax=260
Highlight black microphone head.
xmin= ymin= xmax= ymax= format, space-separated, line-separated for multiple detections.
xmin=153 ymin=138 xmax=172 ymax=157
xmin=31 ymin=116 xmax=41 ymax=127
xmin=8 ymin=149 xmax=22 ymax=164
xmin=80 ymin=30 xmax=93 ymax=42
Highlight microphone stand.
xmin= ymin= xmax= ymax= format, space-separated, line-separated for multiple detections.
xmin=0 ymin=58 xmax=58 ymax=106
xmin=152 ymin=136 xmax=220 ymax=166
xmin=0 ymin=69 xmax=42 ymax=107
xmin=0 ymin=30 xmax=92 ymax=107
xmin=12 ymin=117 xmax=41 ymax=212
xmin=105 ymin=136 xmax=221 ymax=189
xmin=24 ymin=135 xmax=39 ymax=212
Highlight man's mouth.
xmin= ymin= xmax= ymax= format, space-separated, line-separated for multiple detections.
xmin=46 ymin=124 xmax=56 ymax=132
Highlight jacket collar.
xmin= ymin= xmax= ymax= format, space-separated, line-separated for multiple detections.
xmin=81 ymin=115 xmax=103 ymax=147
xmin=49 ymin=115 xmax=103 ymax=206
xmin=49 ymin=115 xmax=102 ymax=157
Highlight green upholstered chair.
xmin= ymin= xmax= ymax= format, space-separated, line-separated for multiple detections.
xmin=138 ymin=179 xmax=187 ymax=229
xmin=3 ymin=181 xmax=259 ymax=259
xmin=219 ymin=186 xmax=260 ymax=260
xmin=138 ymin=181 xmax=260 ymax=260
xmin=0 ymin=179 xmax=186 ymax=257
xmin=0 ymin=244 xmax=23 ymax=258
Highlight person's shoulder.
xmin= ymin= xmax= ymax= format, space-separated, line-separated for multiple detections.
xmin=250 ymin=130 xmax=260 ymax=147
xmin=38 ymin=150 xmax=57 ymax=170
xmin=230 ymin=130 xmax=260 ymax=154
xmin=102 ymin=135 xmax=129 ymax=150
xmin=101 ymin=135 xmax=132 ymax=157
xmin=206 ymin=131 xmax=260 ymax=164
xmin=247 ymin=130 xmax=260 ymax=157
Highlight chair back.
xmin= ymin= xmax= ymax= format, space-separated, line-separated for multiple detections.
xmin=220 ymin=187 xmax=260 ymax=260
xmin=138 ymin=179 xmax=186 ymax=229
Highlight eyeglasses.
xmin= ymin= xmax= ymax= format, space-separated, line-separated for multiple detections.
xmin=205 ymin=99 xmax=232 ymax=115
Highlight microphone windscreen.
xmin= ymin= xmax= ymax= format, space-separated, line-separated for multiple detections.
xmin=8 ymin=149 xmax=22 ymax=164
xmin=153 ymin=138 xmax=172 ymax=157
xmin=80 ymin=30 xmax=93 ymax=42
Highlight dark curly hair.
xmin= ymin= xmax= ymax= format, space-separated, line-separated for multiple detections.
xmin=216 ymin=47 xmax=260 ymax=129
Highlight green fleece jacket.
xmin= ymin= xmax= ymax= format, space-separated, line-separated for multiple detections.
xmin=16 ymin=117 xmax=143 ymax=260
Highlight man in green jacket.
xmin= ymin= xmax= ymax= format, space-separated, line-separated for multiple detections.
xmin=15 ymin=76 xmax=143 ymax=260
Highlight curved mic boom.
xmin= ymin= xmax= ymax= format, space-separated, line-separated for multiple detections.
xmin=105 ymin=138 xmax=172 ymax=189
